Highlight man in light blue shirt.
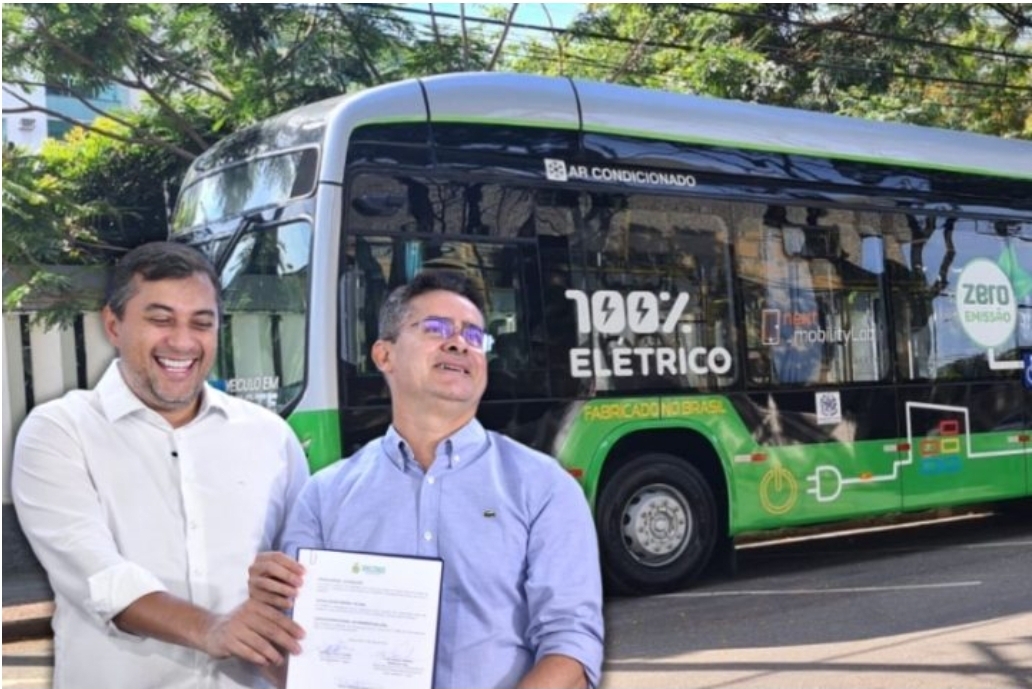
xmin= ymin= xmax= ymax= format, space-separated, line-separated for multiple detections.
xmin=250 ymin=271 xmax=604 ymax=688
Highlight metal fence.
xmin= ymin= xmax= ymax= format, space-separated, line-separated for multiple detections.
xmin=2 ymin=311 xmax=115 ymax=503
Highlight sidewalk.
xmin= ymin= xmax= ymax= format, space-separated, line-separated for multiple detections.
xmin=1 ymin=602 xmax=53 ymax=643
xmin=602 ymin=612 xmax=1032 ymax=689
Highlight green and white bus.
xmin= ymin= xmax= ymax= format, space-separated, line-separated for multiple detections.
xmin=170 ymin=72 xmax=1032 ymax=595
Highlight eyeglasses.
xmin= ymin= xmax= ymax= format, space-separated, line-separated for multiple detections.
xmin=409 ymin=316 xmax=487 ymax=350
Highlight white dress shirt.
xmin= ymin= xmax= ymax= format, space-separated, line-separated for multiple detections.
xmin=12 ymin=361 xmax=309 ymax=689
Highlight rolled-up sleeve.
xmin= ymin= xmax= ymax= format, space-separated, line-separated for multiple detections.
xmin=87 ymin=563 xmax=168 ymax=627
xmin=12 ymin=409 xmax=167 ymax=635
xmin=524 ymin=471 xmax=605 ymax=688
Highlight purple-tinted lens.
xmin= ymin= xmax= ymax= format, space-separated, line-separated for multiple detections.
xmin=420 ymin=317 xmax=454 ymax=339
xmin=418 ymin=317 xmax=485 ymax=349
xmin=461 ymin=324 xmax=485 ymax=349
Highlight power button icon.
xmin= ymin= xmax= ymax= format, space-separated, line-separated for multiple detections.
xmin=1023 ymin=351 xmax=1032 ymax=390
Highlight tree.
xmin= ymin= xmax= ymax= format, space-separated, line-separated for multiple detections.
xmin=507 ymin=4 xmax=1031 ymax=137
xmin=2 ymin=144 xmax=105 ymax=323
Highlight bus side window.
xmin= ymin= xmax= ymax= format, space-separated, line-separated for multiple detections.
xmin=894 ymin=217 xmax=1023 ymax=381
xmin=735 ymin=204 xmax=891 ymax=387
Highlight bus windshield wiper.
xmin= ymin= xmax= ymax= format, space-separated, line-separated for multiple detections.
xmin=214 ymin=213 xmax=263 ymax=274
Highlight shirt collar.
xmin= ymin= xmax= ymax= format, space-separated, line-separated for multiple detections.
xmin=382 ymin=418 xmax=489 ymax=472
xmin=97 ymin=359 xmax=228 ymax=426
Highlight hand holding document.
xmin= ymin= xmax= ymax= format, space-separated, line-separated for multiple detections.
xmin=286 ymin=549 xmax=443 ymax=689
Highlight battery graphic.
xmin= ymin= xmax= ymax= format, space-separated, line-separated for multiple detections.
xmin=919 ymin=418 xmax=963 ymax=475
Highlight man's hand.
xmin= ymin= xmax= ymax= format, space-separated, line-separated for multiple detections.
xmin=249 ymin=551 xmax=305 ymax=610
xmin=201 ymin=598 xmax=304 ymax=666
xmin=114 ymin=590 xmax=305 ymax=669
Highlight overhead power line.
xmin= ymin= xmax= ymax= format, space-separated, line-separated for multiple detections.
xmin=376 ymin=3 xmax=1032 ymax=63
xmin=387 ymin=3 xmax=1031 ymax=95
xmin=511 ymin=43 xmax=1028 ymax=117
xmin=687 ymin=4 xmax=1032 ymax=63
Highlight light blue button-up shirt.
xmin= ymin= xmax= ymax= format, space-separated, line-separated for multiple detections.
xmin=281 ymin=419 xmax=604 ymax=688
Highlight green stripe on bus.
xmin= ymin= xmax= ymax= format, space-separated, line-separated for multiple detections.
xmin=287 ymin=409 xmax=342 ymax=473
xmin=582 ymin=122 xmax=1032 ymax=181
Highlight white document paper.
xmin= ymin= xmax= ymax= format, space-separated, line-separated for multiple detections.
xmin=286 ymin=548 xmax=443 ymax=689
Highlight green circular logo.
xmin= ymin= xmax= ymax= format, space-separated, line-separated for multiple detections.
xmin=956 ymin=259 xmax=1016 ymax=348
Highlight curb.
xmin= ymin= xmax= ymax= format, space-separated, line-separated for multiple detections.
xmin=2 ymin=601 xmax=54 ymax=642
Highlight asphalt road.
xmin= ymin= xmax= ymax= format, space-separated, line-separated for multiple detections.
xmin=601 ymin=510 xmax=1032 ymax=688
xmin=4 ymin=510 xmax=1031 ymax=688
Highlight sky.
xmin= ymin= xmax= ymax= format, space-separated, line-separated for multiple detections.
xmin=431 ymin=3 xmax=584 ymax=27
xmin=396 ymin=3 xmax=586 ymax=37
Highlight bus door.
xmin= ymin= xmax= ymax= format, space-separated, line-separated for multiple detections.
xmin=890 ymin=217 xmax=1030 ymax=508
xmin=732 ymin=204 xmax=901 ymax=527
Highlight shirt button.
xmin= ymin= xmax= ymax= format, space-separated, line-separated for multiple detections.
xmin=423 ymin=531 xmax=433 ymax=541
xmin=427 ymin=476 xmax=436 ymax=485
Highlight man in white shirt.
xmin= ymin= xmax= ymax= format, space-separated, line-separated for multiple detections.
xmin=12 ymin=242 xmax=310 ymax=689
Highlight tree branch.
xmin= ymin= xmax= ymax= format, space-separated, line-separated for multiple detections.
xmin=989 ymin=3 xmax=1032 ymax=29
xmin=32 ymin=16 xmax=210 ymax=150
xmin=1 ymin=86 xmax=197 ymax=160
xmin=428 ymin=3 xmax=443 ymax=49
xmin=607 ymin=14 xmax=657 ymax=83
xmin=136 ymin=40 xmax=233 ymax=101
xmin=459 ymin=3 xmax=470 ymax=70
xmin=273 ymin=9 xmax=320 ymax=72
xmin=539 ymin=4 xmax=565 ymax=74
xmin=486 ymin=4 xmax=519 ymax=71
xmin=329 ymin=5 xmax=384 ymax=83
xmin=124 ymin=63 xmax=211 ymax=151
xmin=6 ymin=78 xmax=145 ymax=135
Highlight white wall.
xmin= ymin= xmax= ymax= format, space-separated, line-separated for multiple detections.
xmin=2 ymin=83 xmax=47 ymax=151
xmin=2 ymin=312 xmax=115 ymax=503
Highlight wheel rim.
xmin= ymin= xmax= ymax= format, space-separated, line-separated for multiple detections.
xmin=620 ymin=482 xmax=692 ymax=567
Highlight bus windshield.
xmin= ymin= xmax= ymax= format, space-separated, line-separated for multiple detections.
xmin=210 ymin=219 xmax=312 ymax=413
xmin=171 ymin=148 xmax=318 ymax=234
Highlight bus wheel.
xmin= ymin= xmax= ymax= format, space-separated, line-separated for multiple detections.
xmin=598 ymin=453 xmax=718 ymax=595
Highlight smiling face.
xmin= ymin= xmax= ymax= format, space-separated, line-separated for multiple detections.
xmin=103 ymin=273 xmax=219 ymax=427
xmin=372 ymin=289 xmax=488 ymax=424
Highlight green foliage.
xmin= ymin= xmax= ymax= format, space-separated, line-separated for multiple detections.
xmin=507 ymin=3 xmax=1031 ymax=137
xmin=2 ymin=146 xmax=103 ymax=324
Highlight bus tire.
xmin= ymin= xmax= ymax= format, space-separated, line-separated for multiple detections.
xmin=598 ymin=453 xmax=718 ymax=596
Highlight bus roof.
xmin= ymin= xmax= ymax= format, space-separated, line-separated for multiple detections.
xmin=419 ymin=72 xmax=1032 ymax=180
xmin=192 ymin=71 xmax=1032 ymax=182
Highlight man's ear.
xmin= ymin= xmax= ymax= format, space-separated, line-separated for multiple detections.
xmin=101 ymin=305 xmax=121 ymax=348
xmin=371 ymin=339 xmax=392 ymax=373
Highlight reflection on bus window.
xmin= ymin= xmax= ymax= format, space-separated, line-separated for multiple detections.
xmin=172 ymin=148 xmax=318 ymax=233
xmin=214 ymin=220 xmax=312 ymax=412
xmin=342 ymin=235 xmax=547 ymax=403
xmin=735 ymin=205 xmax=890 ymax=387
xmin=577 ymin=194 xmax=737 ymax=393
xmin=893 ymin=217 xmax=1026 ymax=381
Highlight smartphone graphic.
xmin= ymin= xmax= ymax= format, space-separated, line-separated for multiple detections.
xmin=761 ymin=309 xmax=781 ymax=345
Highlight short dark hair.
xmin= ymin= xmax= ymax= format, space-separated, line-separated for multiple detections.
xmin=378 ymin=271 xmax=485 ymax=341
xmin=105 ymin=242 xmax=221 ymax=319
